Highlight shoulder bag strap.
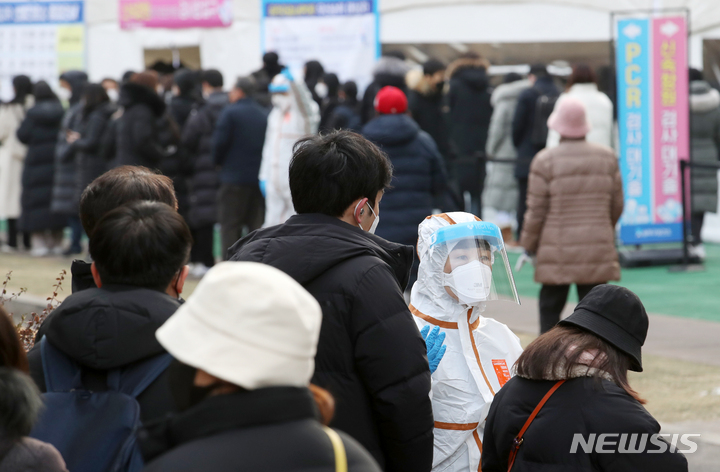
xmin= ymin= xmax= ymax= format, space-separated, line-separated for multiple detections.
xmin=507 ymin=379 xmax=566 ymax=472
xmin=322 ymin=426 xmax=348 ymax=472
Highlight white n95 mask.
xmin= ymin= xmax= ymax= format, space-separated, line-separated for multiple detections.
xmin=443 ymin=260 xmax=493 ymax=305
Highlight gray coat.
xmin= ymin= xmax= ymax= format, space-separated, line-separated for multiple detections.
xmin=690 ymin=81 xmax=720 ymax=214
xmin=483 ymin=79 xmax=531 ymax=212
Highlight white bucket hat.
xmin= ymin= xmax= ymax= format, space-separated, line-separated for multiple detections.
xmin=156 ymin=261 xmax=322 ymax=390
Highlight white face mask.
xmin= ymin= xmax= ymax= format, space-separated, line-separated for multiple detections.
xmin=106 ymin=88 xmax=119 ymax=102
xmin=443 ymin=260 xmax=493 ymax=305
xmin=355 ymin=201 xmax=379 ymax=234
xmin=57 ymin=87 xmax=71 ymax=102
xmin=315 ymin=82 xmax=328 ymax=99
xmin=272 ymin=93 xmax=292 ymax=111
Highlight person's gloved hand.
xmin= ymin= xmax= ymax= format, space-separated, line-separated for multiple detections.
xmin=421 ymin=325 xmax=447 ymax=374
xmin=514 ymin=251 xmax=536 ymax=272
xmin=259 ymin=180 xmax=266 ymax=198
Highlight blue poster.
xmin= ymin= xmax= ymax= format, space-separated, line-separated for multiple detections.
xmin=0 ymin=2 xmax=83 ymax=25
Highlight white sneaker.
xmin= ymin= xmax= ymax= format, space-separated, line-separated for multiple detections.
xmin=191 ymin=263 xmax=210 ymax=278
xmin=0 ymin=244 xmax=17 ymax=254
xmin=689 ymin=244 xmax=706 ymax=260
xmin=30 ymin=247 xmax=50 ymax=257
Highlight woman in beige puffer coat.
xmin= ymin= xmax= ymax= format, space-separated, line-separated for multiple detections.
xmin=520 ymin=97 xmax=623 ymax=333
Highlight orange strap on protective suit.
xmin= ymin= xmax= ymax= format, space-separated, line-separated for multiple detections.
xmin=507 ymin=380 xmax=566 ymax=471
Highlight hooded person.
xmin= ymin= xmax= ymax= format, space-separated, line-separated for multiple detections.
xmin=410 ymin=212 xmax=523 ymax=472
xmin=259 ymin=69 xmax=320 ymax=227
xmin=360 ymin=52 xmax=411 ymax=124
xmin=139 ymin=262 xmax=382 ymax=472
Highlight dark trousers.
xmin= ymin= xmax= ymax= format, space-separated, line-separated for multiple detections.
xmin=539 ymin=283 xmax=602 ymax=333
xmin=691 ymin=212 xmax=705 ymax=244
xmin=190 ymin=225 xmax=215 ymax=268
xmin=516 ymin=177 xmax=528 ymax=239
xmin=218 ymin=183 xmax=265 ymax=260
xmin=67 ymin=216 xmax=84 ymax=253
xmin=452 ymin=156 xmax=486 ymax=217
xmin=6 ymin=218 xmax=30 ymax=249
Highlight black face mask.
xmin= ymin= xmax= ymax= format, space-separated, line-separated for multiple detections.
xmin=167 ymin=360 xmax=216 ymax=412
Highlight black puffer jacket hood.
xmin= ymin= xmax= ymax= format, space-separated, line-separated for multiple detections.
xmin=454 ymin=67 xmax=489 ymax=91
xmin=59 ymin=70 xmax=88 ymax=105
xmin=119 ymin=82 xmax=166 ymax=117
xmin=229 ymin=213 xmax=412 ymax=289
xmin=362 ymin=113 xmax=419 ymax=147
xmin=26 ymin=100 xmax=64 ymax=125
xmin=38 ymin=285 xmax=181 ymax=370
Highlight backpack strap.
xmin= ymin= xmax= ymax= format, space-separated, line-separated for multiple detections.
xmin=40 ymin=337 xmax=84 ymax=392
xmin=507 ymin=380 xmax=565 ymax=472
xmin=106 ymin=353 xmax=173 ymax=398
xmin=322 ymin=426 xmax=348 ymax=472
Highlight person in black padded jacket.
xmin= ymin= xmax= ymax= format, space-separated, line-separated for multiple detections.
xmin=230 ymin=131 xmax=434 ymax=472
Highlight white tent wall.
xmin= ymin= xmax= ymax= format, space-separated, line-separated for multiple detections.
xmin=84 ymin=0 xmax=262 ymax=82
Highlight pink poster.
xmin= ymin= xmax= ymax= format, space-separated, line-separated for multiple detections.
xmin=651 ymin=17 xmax=689 ymax=224
xmin=120 ymin=0 xmax=233 ymax=29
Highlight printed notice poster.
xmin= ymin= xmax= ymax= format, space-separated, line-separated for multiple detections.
xmin=615 ymin=16 xmax=689 ymax=245
xmin=262 ymin=0 xmax=379 ymax=95
xmin=0 ymin=1 xmax=85 ymax=102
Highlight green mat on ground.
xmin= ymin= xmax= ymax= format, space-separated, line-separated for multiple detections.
xmin=507 ymin=243 xmax=720 ymax=323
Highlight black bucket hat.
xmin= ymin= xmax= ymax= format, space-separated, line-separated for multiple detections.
xmin=558 ymin=284 xmax=649 ymax=372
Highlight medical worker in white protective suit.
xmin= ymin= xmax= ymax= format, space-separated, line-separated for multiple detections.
xmin=410 ymin=212 xmax=523 ymax=472
xmin=259 ymin=69 xmax=320 ymax=227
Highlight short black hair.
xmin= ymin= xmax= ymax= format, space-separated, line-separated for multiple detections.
xmin=90 ymin=201 xmax=192 ymax=291
xmin=689 ymin=68 xmax=704 ymax=82
xmin=423 ymin=59 xmax=446 ymax=76
xmin=530 ymin=63 xmax=549 ymax=78
xmin=290 ymin=131 xmax=393 ymax=217
xmin=32 ymin=81 xmax=58 ymax=102
xmin=202 ymin=69 xmax=223 ymax=88
xmin=80 ymin=166 xmax=178 ymax=236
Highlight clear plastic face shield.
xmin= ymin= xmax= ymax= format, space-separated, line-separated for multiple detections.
xmin=428 ymin=221 xmax=520 ymax=306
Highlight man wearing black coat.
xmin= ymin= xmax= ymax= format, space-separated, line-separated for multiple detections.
xmin=512 ymin=64 xmax=559 ymax=236
xmin=113 ymin=73 xmax=167 ymax=169
xmin=212 ymin=77 xmax=268 ymax=258
xmin=447 ymin=53 xmax=493 ymax=216
xmin=360 ymin=51 xmax=410 ymax=125
xmin=28 ymin=201 xmax=192 ymax=424
xmin=182 ymin=69 xmax=229 ymax=274
xmin=229 ymin=131 xmax=434 ymax=472
xmin=409 ymin=59 xmax=451 ymax=160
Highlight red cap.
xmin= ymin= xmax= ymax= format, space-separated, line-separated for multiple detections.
xmin=374 ymin=86 xmax=408 ymax=114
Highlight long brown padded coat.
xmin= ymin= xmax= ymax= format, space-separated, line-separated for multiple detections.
xmin=520 ymin=140 xmax=624 ymax=285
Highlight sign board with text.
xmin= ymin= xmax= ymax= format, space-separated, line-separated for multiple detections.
xmin=615 ymin=16 xmax=689 ymax=245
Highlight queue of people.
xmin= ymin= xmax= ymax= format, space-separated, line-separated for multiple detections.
xmin=0 ymin=52 xmax=706 ymax=472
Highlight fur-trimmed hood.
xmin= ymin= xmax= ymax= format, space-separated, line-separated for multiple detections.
xmin=410 ymin=72 xmax=443 ymax=97
xmin=447 ymin=57 xmax=490 ymax=91
xmin=491 ymin=79 xmax=532 ymax=106
xmin=373 ymin=56 xmax=411 ymax=80
xmin=119 ymin=82 xmax=166 ymax=117
xmin=447 ymin=57 xmax=490 ymax=80
xmin=690 ymin=80 xmax=720 ymax=113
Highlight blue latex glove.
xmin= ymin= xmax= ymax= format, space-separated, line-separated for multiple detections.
xmin=259 ymin=180 xmax=266 ymax=198
xmin=421 ymin=325 xmax=447 ymax=374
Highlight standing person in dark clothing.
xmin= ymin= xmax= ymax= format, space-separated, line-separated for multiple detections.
xmin=113 ymin=72 xmax=168 ymax=169
xmin=304 ymin=60 xmax=325 ymax=107
xmin=53 ymin=70 xmax=88 ymax=255
xmin=447 ymin=52 xmax=493 ymax=216
xmin=360 ymin=51 xmax=410 ymax=125
xmin=482 ymin=285 xmax=688 ymax=472
xmin=326 ymin=81 xmax=362 ymax=131
xmin=65 ymin=84 xmax=115 ymax=220
xmin=362 ymin=86 xmax=447 ymax=287
xmin=183 ymin=69 xmax=228 ymax=276
xmin=168 ymin=69 xmax=199 ymax=130
xmin=512 ymin=63 xmax=559 ymax=237
xmin=251 ymin=52 xmax=283 ymax=109
xmin=213 ymin=77 xmax=268 ymax=258
xmin=16 ymin=81 xmax=66 ymax=257
xmin=318 ymin=73 xmax=341 ymax=133
xmin=229 ymin=131 xmax=434 ymax=472
xmin=409 ymin=58 xmax=450 ymax=159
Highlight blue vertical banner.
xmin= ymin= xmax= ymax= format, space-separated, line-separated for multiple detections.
xmin=616 ymin=19 xmax=655 ymax=244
